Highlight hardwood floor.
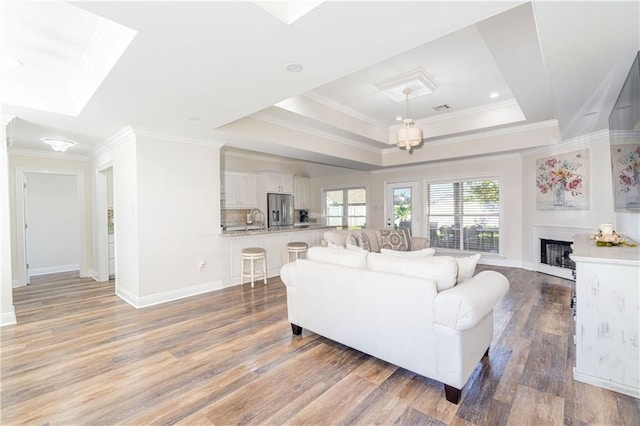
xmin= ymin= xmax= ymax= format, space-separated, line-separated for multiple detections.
xmin=2 ymin=267 xmax=638 ymax=425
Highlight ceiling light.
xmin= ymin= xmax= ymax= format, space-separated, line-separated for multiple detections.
xmin=490 ymin=92 xmax=499 ymax=99
xmin=396 ymin=88 xmax=423 ymax=154
xmin=41 ymin=138 xmax=77 ymax=152
xmin=285 ymin=63 xmax=303 ymax=73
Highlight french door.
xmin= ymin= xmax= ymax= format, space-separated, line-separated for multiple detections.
xmin=385 ymin=181 xmax=421 ymax=237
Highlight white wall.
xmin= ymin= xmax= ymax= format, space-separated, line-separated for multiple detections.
xmin=111 ymin=134 xmax=140 ymax=299
xmin=135 ymin=134 xmax=222 ymax=300
xmin=94 ymin=129 xmax=224 ymax=307
xmin=310 ymin=154 xmax=524 ymax=267
xmin=520 ymin=131 xmax=630 ymax=268
xmin=24 ymin=173 xmax=80 ymax=275
xmin=1 ymin=117 xmax=15 ymax=325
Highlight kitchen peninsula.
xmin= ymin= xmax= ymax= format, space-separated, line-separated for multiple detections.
xmin=222 ymin=224 xmax=334 ymax=286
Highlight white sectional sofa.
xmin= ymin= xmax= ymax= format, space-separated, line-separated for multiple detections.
xmin=280 ymin=245 xmax=509 ymax=404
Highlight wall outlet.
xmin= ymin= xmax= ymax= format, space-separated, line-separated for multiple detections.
xmin=199 ymin=260 xmax=206 ymax=269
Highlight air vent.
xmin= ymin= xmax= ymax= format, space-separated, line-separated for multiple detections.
xmin=433 ymin=104 xmax=451 ymax=111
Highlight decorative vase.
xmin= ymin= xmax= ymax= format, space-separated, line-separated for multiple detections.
xmin=553 ymin=182 xmax=565 ymax=207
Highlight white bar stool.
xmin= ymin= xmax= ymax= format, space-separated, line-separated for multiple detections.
xmin=287 ymin=242 xmax=308 ymax=262
xmin=240 ymin=247 xmax=267 ymax=288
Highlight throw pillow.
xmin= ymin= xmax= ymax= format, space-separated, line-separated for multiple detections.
xmin=367 ymin=253 xmax=458 ymax=291
xmin=346 ymin=231 xmax=372 ymax=251
xmin=307 ymin=246 xmax=368 ymax=269
xmin=380 ymin=248 xmax=435 ymax=257
xmin=456 ymin=254 xmax=481 ymax=283
xmin=377 ymin=229 xmax=413 ymax=251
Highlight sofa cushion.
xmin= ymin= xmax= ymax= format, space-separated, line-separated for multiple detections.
xmin=456 ymin=254 xmax=481 ymax=283
xmin=307 ymin=246 xmax=368 ymax=269
xmin=380 ymin=248 xmax=435 ymax=257
xmin=367 ymin=253 xmax=458 ymax=291
xmin=377 ymin=229 xmax=413 ymax=251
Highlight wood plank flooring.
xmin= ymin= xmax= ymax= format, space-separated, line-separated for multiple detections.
xmin=2 ymin=267 xmax=638 ymax=425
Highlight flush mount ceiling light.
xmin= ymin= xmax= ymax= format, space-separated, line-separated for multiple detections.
xmin=396 ymin=88 xmax=423 ymax=154
xmin=41 ymin=137 xmax=77 ymax=152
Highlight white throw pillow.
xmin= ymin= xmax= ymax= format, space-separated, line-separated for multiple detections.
xmin=456 ymin=254 xmax=481 ymax=283
xmin=307 ymin=246 xmax=368 ymax=269
xmin=367 ymin=253 xmax=458 ymax=291
xmin=380 ymin=248 xmax=435 ymax=257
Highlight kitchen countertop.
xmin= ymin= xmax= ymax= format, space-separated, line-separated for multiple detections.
xmin=221 ymin=224 xmax=335 ymax=237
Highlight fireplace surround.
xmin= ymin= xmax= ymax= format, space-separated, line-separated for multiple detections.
xmin=534 ymin=226 xmax=592 ymax=280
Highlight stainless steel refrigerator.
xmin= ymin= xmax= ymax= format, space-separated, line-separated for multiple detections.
xmin=267 ymin=193 xmax=294 ymax=227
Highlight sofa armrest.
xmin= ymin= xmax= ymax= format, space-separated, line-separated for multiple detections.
xmin=433 ymin=270 xmax=509 ymax=331
xmin=280 ymin=262 xmax=297 ymax=288
xmin=411 ymin=236 xmax=429 ymax=250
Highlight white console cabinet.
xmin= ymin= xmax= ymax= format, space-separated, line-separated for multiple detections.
xmin=570 ymin=234 xmax=639 ymax=398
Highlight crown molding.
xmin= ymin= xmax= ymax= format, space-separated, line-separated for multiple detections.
xmin=8 ymin=147 xmax=89 ymax=161
xmin=302 ymin=92 xmax=391 ymax=132
xmin=371 ymin=151 xmax=521 ymax=174
xmin=89 ymin=126 xmax=224 ymax=160
xmin=89 ymin=126 xmax=136 ymax=160
xmin=519 ymin=128 xmax=609 ymax=157
xmin=132 ymin=128 xmax=225 ymax=148
xmin=252 ymin=112 xmax=385 ymax=154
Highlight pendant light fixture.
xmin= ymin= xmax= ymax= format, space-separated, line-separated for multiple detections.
xmin=396 ymin=87 xmax=423 ymax=153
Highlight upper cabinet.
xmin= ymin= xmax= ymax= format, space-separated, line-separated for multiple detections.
xmin=294 ymin=176 xmax=310 ymax=209
xmin=262 ymin=172 xmax=293 ymax=194
xmin=222 ymin=171 xmax=257 ymax=208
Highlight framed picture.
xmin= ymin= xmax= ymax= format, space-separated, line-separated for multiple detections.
xmin=535 ymin=149 xmax=589 ymax=210
xmin=612 ymin=144 xmax=640 ymax=210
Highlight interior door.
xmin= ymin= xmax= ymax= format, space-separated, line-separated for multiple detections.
xmin=385 ymin=181 xmax=421 ymax=236
xmin=23 ymin=174 xmax=30 ymax=284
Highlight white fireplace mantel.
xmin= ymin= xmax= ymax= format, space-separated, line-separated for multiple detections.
xmin=533 ymin=225 xmax=592 ymax=280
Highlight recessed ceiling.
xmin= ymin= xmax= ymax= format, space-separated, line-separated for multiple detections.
xmin=0 ymin=2 xmax=136 ymax=117
xmin=1 ymin=1 xmax=638 ymax=170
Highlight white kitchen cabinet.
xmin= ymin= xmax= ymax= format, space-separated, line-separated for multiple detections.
xmin=222 ymin=172 xmax=257 ymax=208
xmin=262 ymin=172 xmax=293 ymax=194
xmin=570 ymin=234 xmax=639 ymax=398
xmin=294 ymin=176 xmax=310 ymax=209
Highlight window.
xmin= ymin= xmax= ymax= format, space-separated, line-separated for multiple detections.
xmin=325 ymin=187 xmax=366 ymax=229
xmin=426 ymin=179 xmax=499 ymax=253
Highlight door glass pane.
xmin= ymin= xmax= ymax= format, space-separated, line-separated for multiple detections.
xmin=393 ymin=187 xmax=412 ymax=231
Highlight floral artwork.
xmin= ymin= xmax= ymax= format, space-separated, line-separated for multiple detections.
xmin=536 ymin=149 xmax=589 ymax=210
xmin=612 ymin=144 xmax=640 ymax=210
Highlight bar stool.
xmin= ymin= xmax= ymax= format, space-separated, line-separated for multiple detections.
xmin=287 ymin=242 xmax=308 ymax=262
xmin=240 ymin=247 xmax=267 ymax=288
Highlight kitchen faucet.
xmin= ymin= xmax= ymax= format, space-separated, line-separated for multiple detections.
xmin=249 ymin=208 xmax=266 ymax=230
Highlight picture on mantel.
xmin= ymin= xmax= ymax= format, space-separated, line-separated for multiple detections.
xmin=612 ymin=144 xmax=640 ymax=211
xmin=535 ymin=149 xmax=589 ymax=210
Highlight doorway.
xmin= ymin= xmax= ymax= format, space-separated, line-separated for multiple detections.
xmin=15 ymin=168 xmax=87 ymax=286
xmin=385 ymin=181 xmax=421 ymax=236
xmin=95 ymin=165 xmax=115 ymax=282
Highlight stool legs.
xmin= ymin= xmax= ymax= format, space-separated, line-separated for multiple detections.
xmin=262 ymin=257 xmax=267 ymax=284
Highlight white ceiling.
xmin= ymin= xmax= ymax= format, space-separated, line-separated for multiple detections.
xmin=1 ymin=1 xmax=638 ymax=171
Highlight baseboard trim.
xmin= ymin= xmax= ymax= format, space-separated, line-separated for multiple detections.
xmin=29 ymin=264 xmax=80 ymax=277
xmin=574 ymin=369 xmax=639 ymax=399
xmin=116 ymin=280 xmax=225 ymax=309
xmin=0 ymin=309 xmax=17 ymax=326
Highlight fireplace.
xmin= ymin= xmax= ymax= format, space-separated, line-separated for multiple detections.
xmin=534 ymin=226 xmax=591 ymax=280
xmin=540 ymin=238 xmax=575 ymax=270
